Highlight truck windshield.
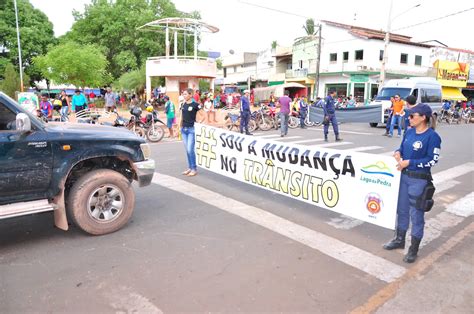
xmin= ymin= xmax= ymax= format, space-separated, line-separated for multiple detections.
xmin=375 ymin=88 xmax=411 ymax=101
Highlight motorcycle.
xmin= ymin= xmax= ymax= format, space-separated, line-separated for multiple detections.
xmin=140 ymin=110 xmax=165 ymax=143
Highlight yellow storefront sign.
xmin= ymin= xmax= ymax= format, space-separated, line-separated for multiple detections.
xmin=434 ymin=60 xmax=469 ymax=88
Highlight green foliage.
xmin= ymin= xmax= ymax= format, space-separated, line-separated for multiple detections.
xmin=0 ymin=62 xmax=27 ymax=98
xmin=216 ymin=58 xmax=222 ymax=70
xmin=198 ymin=79 xmax=210 ymax=92
xmin=34 ymin=42 xmax=108 ymax=87
xmin=303 ymin=18 xmax=315 ymax=35
xmin=271 ymin=40 xmax=278 ymax=49
xmin=63 ymin=0 xmax=199 ymax=80
xmin=0 ymin=0 xmax=56 ymax=84
xmin=114 ymin=66 xmax=146 ymax=94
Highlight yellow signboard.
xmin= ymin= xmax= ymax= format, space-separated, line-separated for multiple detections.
xmin=434 ymin=60 xmax=469 ymax=88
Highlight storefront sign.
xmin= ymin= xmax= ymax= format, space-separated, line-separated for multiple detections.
xmin=350 ymin=74 xmax=369 ymax=83
xmin=195 ymin=124 xmax=401 ymax=229
xmin=434 ymin=60 xmax=469 ymax=88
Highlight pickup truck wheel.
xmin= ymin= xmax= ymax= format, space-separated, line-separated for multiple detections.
xmin=67 ymin=169 xmax=135 ymax=235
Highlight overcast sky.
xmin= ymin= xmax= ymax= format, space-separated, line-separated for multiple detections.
xmin=30 ymin=0 xmax=474 ymax=53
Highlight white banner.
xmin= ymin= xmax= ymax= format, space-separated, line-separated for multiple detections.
xmin=195 ymin=124 xmax=401 ymax=229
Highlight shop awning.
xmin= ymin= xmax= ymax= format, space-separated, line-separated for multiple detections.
xmin=442 ymin=87 xmax=467 ymax=101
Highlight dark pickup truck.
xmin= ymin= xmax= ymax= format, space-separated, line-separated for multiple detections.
xmin=0 ymin=92 xmax=155 ymax=235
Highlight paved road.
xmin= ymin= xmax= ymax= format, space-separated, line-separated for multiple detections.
xmin=1 ymin=122 xmax=473 ymax=313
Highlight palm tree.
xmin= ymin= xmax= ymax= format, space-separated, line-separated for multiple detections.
xmin=271 ymin=40 xmax=278 ymax=49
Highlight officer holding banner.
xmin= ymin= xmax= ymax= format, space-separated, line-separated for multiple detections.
xmin=323 ymin=90 xmax=342 ymax=142
xmin=383 ymin=104 xmax=441 ymax=263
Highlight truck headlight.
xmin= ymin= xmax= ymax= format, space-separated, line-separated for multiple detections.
xmin=140 ymin=143 xmax=151 ymax=160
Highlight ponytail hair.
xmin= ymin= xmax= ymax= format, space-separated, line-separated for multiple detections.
xmin=426 ymin=114 xmax=437 ymax=130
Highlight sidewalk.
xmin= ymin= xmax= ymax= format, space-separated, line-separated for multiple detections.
xmin=376 ymin=231 xmax=473 ymax=313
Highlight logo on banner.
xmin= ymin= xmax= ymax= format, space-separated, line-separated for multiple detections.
xmin=195 ymin=126 xmax=218 ymax=168
xmin=365 ymin=193 xmax=383 ymax=214
xmin=360 ymin=161 xmax=394 ymax=187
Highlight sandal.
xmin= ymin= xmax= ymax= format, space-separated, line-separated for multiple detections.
xmin=182 ymin=169 xmax=191 ymax=175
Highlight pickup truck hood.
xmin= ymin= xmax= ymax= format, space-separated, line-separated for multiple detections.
xmin=45 ymin=122 xmax=145 ymax=142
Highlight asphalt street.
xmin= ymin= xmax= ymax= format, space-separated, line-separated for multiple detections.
xmin=1 ymin=122 xmax=473 ymax=313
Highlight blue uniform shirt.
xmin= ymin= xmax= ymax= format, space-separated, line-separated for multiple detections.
xmin=397 ymin=128 xmax=441 ymax=173
xmin=324 ymin=95 xmax=336 ymax=115
xmin=241 ymin=96 xmax=251 ymax=112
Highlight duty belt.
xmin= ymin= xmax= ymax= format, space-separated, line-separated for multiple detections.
xmin=402 ymin=169 xmax=432 ymax=181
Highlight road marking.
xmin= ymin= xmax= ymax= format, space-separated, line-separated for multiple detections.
xmin=327 ymin=215 xmax=364 ymax=230
xmin=347 ymin=146 xmax=384 ymax=152
xmin=291 ymin=138 xmax=326 ymax=144
xmin=351 ymin=222 xmax=474 ymax=314
xmin=276 ymin=136 xmax=302 ymax=141
xmin=311 ymin=141 xmax=354 ymax=148
xmin=253 ymin=134 xmax=282 ymax=138
xmin=432 ymin=162 xmax=474 ymax=185
xmin=152 ymin=173 xmax=406 ymax=283
xmin=307 ymin=128 xmax=374 ymax=136
xmin=379 ymin=151 xmax=395 ymax=156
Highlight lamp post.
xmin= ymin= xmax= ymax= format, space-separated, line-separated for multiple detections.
xmin=379 ymin=1 xmax=421 ymax=90
xmin=13 ymin=0 xmax=24 ymax=92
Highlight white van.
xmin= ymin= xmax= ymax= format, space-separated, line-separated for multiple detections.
xmin=369 ymin=77 xmax=442 ymax=127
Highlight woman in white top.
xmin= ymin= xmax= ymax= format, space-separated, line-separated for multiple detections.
xmin=203 ymin=96 xmax=217 ymax=123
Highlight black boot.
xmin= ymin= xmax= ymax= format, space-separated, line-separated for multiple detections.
xmin=383 ymin=229 xmax=406 ymax=250
xmin=335 ymin=135 xmax=343 ymax=142
xmin=324 ymin=135 xmax=328 ymax=142
xmin=245 ymin=128 xmax=252 ymax=135
xmin=404 ymin=237 xmax=421 ymax=263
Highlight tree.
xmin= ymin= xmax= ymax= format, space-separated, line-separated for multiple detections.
xmin=114 ymin=66 xmax=146 ymax=94
xmin=271 ymin=41 xmax=278 ymax=49
xmin=63 ymin=0 xmax=200 ymax=80
xmin=303 ymin=18 xmax=315 ymax=35
xmin=34 ymin=42 xmax=108 ymax=87
xmin=0 ymin=63 xmax=20 ymax=98
xmin=0 ymin=0 xmax=55 ymax=84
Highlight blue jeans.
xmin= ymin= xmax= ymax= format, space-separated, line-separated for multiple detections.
xmin=280 ymin=112 xmax=289 ymax=135
xmin=300 ymin=110 xmax=307 ymax=127
xmin=323 ymin=113 xmax=339 ymax=137
xmin=181 ymin=127 xmax=197 ymax=171
xmin=396 ymin=173 xmax=428 ymax=239
xmin=60 ymin=106 xmax=69 ymax=121
xmin=390 ymin=114 xmax=402 ymax=136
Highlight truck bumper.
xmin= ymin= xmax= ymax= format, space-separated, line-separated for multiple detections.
xmin=133 ymin=159 xmax=155 ymax=187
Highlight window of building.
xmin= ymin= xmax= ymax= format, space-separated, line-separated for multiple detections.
xmin=343 ymin=52 xmax=349 ymax=62
xmin=223 ymin=67 xmax=227 ymax=78
xmin=299 ymin=60 xmax=303 ymax=68
xmin=355 ymin=50 xmax=363 ymax=61
xmin=400 ymin=53 xmax=408 ymax=64
xmin=233 ymin=66 xmax=237 ymax=72
xmin=379 ymin=50 xmax=384 ymax=61
xmin=287 ymin=63 xmax=292 ymax=70
xmin=415 ymin=55 xmax=422 ymax=66
xmin=330 ymin=53 xmax=337 ymax=62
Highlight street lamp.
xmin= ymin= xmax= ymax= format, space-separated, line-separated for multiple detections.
xmin=13 ymin=0 xmax=24 ymax=92
xmin=379 ymin=1 xmax=421 ymax=90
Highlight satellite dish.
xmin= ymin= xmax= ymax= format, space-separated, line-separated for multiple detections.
xmin=229 ymin=49 xmax=234 ymax=55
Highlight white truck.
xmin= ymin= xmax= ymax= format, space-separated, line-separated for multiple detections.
xmin=369 ymin=77 xmax=442 ymax=127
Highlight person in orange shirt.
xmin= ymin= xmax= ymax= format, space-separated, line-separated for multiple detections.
xmin=389 ymin=94 xmax=405 ymax=137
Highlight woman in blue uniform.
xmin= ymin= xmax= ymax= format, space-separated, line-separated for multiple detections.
xmin=384 ymin=104 xmax=441 ymax=263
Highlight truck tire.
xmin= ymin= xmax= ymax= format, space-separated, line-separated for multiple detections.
xmin=67 ymin=169 xmax=135 ymax=235
xmin=369 ymin=123 xmax=378 ymax=128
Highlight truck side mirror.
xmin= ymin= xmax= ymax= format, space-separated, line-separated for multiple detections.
xmin=16 ymin=113 xmax=31 ymax=133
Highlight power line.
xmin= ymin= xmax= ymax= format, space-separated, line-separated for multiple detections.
xmin=237 ymin=0 xmax=314 ymax=20
xmin=393 ymin=7 xmax=474 ymax=31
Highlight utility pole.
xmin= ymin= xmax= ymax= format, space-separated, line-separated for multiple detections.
xmin=379 ymin=0 xmax=393 ymax=91
xmin=13 ymin=0 xmax=24 ymax=92
xmin=315 ymin=23 xmax=322 ymax=100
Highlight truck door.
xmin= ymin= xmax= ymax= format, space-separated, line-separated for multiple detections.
xmin=0 ymin=102 xmax=53 ymax=204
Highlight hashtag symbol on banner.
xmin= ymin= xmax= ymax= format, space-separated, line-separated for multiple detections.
xmin=195 ymin=126 xmax=217 ymax=168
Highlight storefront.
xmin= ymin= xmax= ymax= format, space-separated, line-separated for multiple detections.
xmin=435 ymin=60 xmax=469 ymax=101
xmin=321 ymin=73 xmax=380 ymax=104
